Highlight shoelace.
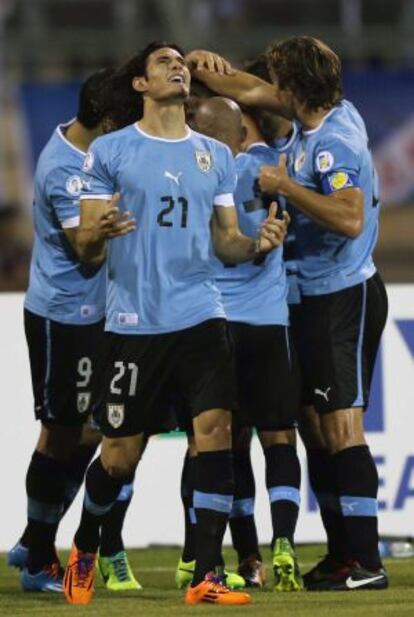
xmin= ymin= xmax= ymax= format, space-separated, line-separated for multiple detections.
xmin=207 ymin=575 xmax=229 ymax=594
xmin=46 ymin=562 xmax=63 ymax=580
xmin=73 ymin=557 xmax=94 ymax=588
xmin=112 ymin=556 xmax=129 ymax=582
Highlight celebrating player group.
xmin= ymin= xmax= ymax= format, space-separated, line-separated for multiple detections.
xmin=10 ymin=34 xmax=388 ymax=606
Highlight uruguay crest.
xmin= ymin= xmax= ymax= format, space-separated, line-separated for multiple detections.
xmin=195 ymin=150 xmax=213 ymax=172
xmin=107 ymin=404 xmax=125 ymax=429
xmin=77 ymin=392 xmax=91 ymax=414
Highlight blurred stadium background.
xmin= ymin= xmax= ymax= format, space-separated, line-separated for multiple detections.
xmin=0 ymin=0 xmax=413 ymax=553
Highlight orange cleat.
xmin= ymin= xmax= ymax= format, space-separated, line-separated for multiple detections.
xmin=63 ymin=543 xmax=97 ymax=605
xmin=185 ymin=572 xmax=252 ymax=605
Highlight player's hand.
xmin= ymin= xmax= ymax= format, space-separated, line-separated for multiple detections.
xmin=259 ymin=154 xmax=290 ymax=196
xmin=98 ymin=193 xmax=136 ymax=239
xmin=185 ymin=50 xmax=235 ymax=75
xmin=256 ymin=202 xmax=290 ymax=253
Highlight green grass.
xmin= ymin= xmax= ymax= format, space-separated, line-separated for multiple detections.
xmin=0 ymin=546 xmax=413 ymax=617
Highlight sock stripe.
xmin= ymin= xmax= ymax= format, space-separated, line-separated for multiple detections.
xmin=229 ymin=497 xmax=254 ymax=519
xmin=268 ymin=485 xmax=300 ymax=506
xmin=27 ymin=497 xmax=63 ymax=524
xmin=189 ymin=507 xmax=197 ymax=525
xmin=84 ymin=490 xmax=114 ymax=516
xmin=117 ymin=483 xmax=134 ymax=502
xmin=340 ymin=495 xmax=378 ymax=517
xmin=193 ymin=490 xmax=233 ymax=514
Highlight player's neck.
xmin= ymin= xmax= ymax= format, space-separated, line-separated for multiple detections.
xmin=139 ymin=101 xmax=188 ymax=139
xmin=65 ymin=120 xmax=101 ymax=153
xmin=299 ymin=106 xmax=333 ymax=132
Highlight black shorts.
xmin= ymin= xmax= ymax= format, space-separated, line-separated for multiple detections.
xmin=24 ymin=309 xmax=105 ymax=426
xmin=228 ymin=322 xmax=300 ymax=432
xmin=294 ymin=272 xmax=388 ymax=414
xmin=95 ymin=319 xmax=237 ymax=438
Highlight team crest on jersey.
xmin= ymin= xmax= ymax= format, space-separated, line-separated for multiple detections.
xmin=294 ymin=150 xmax=306 ymax=172
xmin=328 ymin=171 xmax=353 ymax=191
xmin=66 ymin=175 xmax=83 ymax=196
xmin=83 ymin=151 xmax=95 ymax=172
xmin=107 ymin=404 xmax=125 ymax=429
xmin=316 ymin=150 xmax=334 ymax=172
xmin=77 ymin=392 xmax=91 ymax=414
xmin=195 ymin=150 xmax=213 ymax=172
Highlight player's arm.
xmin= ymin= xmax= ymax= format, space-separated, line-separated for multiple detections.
xmin=76 ymin=193 xmax=136 ymax=266
xmin=259 ymin=155 xmax=364 ymax=238
xmin=187 ymin=49 xmax=283 ymax=113
xmin=212 ymin=202 xmax=289 ymax=264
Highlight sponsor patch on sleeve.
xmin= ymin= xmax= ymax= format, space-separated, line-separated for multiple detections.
xmin=315 ymin=150 xmax=334 ymax=172
xmin=321 ymin=171 xmax=359 ymax=194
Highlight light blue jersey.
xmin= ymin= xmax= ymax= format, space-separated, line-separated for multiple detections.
xmin=80 ymin=124 xmax=237 ymax=334
xmin=25 ymin=121 xmax=105 ymax=324
xmin=214 ymin=142 xmax=288 ymax=326
xmin=290 ymin=100 xmax=378 ymax=295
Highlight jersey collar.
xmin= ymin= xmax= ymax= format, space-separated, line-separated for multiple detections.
xmin=56 ymin=119 xmax=86 ymax=156
xmin=134 ymin=123 xmax=191 ymax=143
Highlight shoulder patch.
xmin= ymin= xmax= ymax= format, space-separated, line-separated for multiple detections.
xmin=315 ymin=150 xmax=334 ymax=173
xmin=83 ymin=151 xmax=95 ymax=172
xmin=328 ymin=171 xmax=354 ymax=191
xmin=65 ymin=175 xmax=83 ymax=196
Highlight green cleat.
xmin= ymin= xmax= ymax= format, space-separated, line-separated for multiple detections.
xmin=175 ymin=559 xmax=246 ymax=590
xmin=175 ymin=558 xmax=195 ymax=589
xmin=272 ymin=538 xmax=303 ymax=592
xmin=98 ymin=551 xmax=143 ymax=592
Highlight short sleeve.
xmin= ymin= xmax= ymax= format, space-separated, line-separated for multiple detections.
xmin=80 ymin=139 xmax=115 ymax=201
xmin=313 ymin=138 xmax=361 ymax=195
xmin=45 ymin=166 xmax=83 ymax=228
xmin=214 ymin=145 xmax=237 ymax=207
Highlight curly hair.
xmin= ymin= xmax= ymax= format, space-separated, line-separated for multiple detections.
xmin=266 ymin=36 xmax=343 ymax=111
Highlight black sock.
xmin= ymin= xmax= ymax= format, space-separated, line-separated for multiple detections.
xmin=100 ymin=482 xmax=134 ymax=557
xmin=74 ymin=457 xmax=129 ymax=554
xmin=62 ymin=445 xmax=97 ymax=517
xmin=264 ymin=444 xmax=301 ymax=548
xmin=307 ymin=448 xmax=347 ymax=560
xmin=192 ymin=450 xmax=234 ymax=586
xmin=180 ymin=452 xmax=197 ymax=562
xmin=334 ymin=445 xmax=381 ymax=570
xmin=25 ymin=451 xmax=66 ymax=572
xmin=229 ymin=449 xmax=261 ymax=563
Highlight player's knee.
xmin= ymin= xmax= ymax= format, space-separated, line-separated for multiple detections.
xmin=320 ymin=412 xmax=365 ymax=453
xmin=104 ymin=455 xmax=138 ymax=479
xmin=194 ymin=409 xmax=232 ymax=449
xmin=37 ymin=423 xmax=82 ymax=461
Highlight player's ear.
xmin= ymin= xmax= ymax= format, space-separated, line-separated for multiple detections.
xmin=132 ymin=76 xmax=148 ymax=94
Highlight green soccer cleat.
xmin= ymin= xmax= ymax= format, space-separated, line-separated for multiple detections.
xmin=98 ymin=551 xmax=143 ymax=592
xmin=175 ymin=558 xmax=196 ymax=589
xmin=272 ymin=537 xmax=303 ymax=592
xmin=175 ymin=559 xmax=246 ymax=590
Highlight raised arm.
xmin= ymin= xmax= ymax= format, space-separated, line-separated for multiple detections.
xmin=212 ymin=202 xmax=289 ymax=264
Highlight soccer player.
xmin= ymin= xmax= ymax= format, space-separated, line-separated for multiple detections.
xmin=190 ymin=96 xmax=302 ymax=592
xmin=190 ymin=36 xmax=388 ymax=591
xmin=63 ymin=41 xmax=287 ymax=607
xmin=11 ymin=70 xmax=141 ymax=593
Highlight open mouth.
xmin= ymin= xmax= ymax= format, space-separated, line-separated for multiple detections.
xmin=169 ymin=74 xmax=186 ymax=85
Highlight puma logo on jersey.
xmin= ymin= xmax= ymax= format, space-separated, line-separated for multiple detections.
xmin=314 ymin=387 xmax=331 ymax=402
xmin=164 ymin=171 xmax=182 ymax=186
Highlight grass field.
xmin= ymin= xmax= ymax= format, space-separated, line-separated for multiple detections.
xmin=0 ymin=545 xmax=413 ymax=617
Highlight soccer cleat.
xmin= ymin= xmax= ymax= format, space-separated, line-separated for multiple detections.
xmin=303 ymin=554 xmax=344 ymax=590
xmin=98 ymin=551 xmax=142 ymax=591
xmin=307 ymin=560 xmax=389 ymax=591
xmin=175 ymin=559 xmax=245 ymax=590
xmin=21 ymin=562 xmax=64 ymax=593
xmin=175 ymin=558 xmax=196 ymax=589
xmin=238 ymin=556 xmax=266 ymax=588
xmin=185 ymin=572 xmax=252 ymax=605
xmin=8 ymin=541 xmax=29 ymax=570
xmin=272 ymin=537 xmax=303 ymax=592
xmin=63 ymin=543 xmax=96 ymax=605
